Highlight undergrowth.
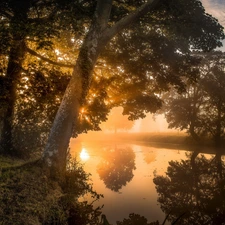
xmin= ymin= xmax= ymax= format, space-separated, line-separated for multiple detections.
xmin=0 ymin=157 xmax=102 ymax=225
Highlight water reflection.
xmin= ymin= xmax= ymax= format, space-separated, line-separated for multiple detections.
xmin=97 ymin=146 xmax=136 ymax=192
xmin=69 ymin=140 xmax=186 ymax=224
xmin=154 ymin=150 xmax=225 ymax=224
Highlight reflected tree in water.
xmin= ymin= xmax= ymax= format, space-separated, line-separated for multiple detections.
xmin=153 ymin=151 xmax=225 ymax=224
xmin=97 ymin=146 xmax=136 ymax=192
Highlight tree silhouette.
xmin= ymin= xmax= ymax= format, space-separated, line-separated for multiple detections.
xmin=163 ymin=51 xmax=225 ymax=146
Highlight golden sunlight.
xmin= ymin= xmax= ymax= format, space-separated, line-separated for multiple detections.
xmin=80 ymin=108 xmax=85 ymax=114
xmin=80 ymin=148 xmax=90 ymax=161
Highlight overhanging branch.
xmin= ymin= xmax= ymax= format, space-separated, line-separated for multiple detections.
xmin=95 ymin=0 xmax=112 ymax=30
xmin=102 ymin=0 xmax=160 ymax=43
xmin=26 ymin=46 xmax=75 ymax=68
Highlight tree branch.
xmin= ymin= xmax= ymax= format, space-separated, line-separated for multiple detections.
xmin=26 ymin=46 xmax=75 ymax=68
xmin=101 ymin=0 xmax=160 ymax=43
xmin=95 ymin=0 xmax=112 ymax=30
xmin=0 ymin=10 xmax=14 ymax=19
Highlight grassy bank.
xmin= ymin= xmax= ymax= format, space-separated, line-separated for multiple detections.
xmin=0 ymin=156 xmax=102 ymax=225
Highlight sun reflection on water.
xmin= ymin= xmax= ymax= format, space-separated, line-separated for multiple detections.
xmin=80 ymin=148 xmax=90 ymax=161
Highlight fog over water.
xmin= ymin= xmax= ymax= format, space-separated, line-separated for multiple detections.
xmin=70 ymin=140 xmax=188 ymax=224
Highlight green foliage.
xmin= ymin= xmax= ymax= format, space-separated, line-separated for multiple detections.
xmin=0 ymin=17 xmax=11 ymax=55
xmin=123 ymin=96 xmax=163 ymax=120
xmin=159 ymin=0 xmax=224 ymax=51
xmin=0 ymin=162 xmax=63 ymax=224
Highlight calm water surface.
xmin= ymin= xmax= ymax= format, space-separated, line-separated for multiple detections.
xmin=70 ymin=139 xmax=223 ymax=224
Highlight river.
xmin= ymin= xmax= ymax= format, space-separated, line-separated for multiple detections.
xmin=70 ymin=138 xmax=225 ymax=225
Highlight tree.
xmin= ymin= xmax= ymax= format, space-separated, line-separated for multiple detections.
xmin=0 ymin=0 xmax=60 ymax=154
xmin=163 ymin=84 xmax=204 ymax=142
xmin=0 ymin=0 xmax=95 ymax=155
xmin=42 ymin=0 xmax=225 ymax=172
xmin=0 ymin=0 xmax=223 ymax=167
xmin=200 ymin=52 xmax=225 ymax=146
xmin=101 ymin=107 xmax=135 ymax=133
xmin=0 ymin=0 xmax=32 ymax=153
xmin=163 ymin=51 xmax=225 ymax=146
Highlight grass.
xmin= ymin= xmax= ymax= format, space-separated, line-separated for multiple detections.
xmin=0 ymin=155 xmax=102 ymax=225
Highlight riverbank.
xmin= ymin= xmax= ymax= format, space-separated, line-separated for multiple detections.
xmin=76 ymin=131 xmax=187 ymax=144
xmin=75 ymin=131 xmax=225 ymax=154
xmin=0 ymin=156 xmax=102 ymax=224
xmin=1 ymin=131 xmax=223 ymax=224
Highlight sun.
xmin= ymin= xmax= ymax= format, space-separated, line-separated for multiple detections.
xmin=80 ymin=148 xmax=90 ymax=161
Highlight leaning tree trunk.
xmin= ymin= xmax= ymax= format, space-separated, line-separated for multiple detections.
xmin=43 ymin=0 xmax=160 ymax=172
xmin=43 ymin=59 xmax=95 ymax=172
xmin=43 ymin=22 xmax=106 ymax=172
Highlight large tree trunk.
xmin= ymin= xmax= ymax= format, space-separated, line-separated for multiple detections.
xmin=0 ymin=4 xmax=29 ymax=155
xmin=43 ymin=16 xmax=107 ymax=171
xmin=43 ymin=58 xmax=95 ymax=171
xmin=1 ymin=39 xmax=26 ymax=155
xmin=43 ymin=0 xmax=160 ymax=172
